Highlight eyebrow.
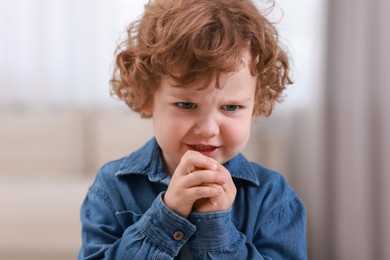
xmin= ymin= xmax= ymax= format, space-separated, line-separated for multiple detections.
xmin=166 ymin=86 xmax=253 ymax=104
xmin=223 ymin=97 xmax=253 ymax=104
xmin=166 ymin=88 xmax=197 ymax=100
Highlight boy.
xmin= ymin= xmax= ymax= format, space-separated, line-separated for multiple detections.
xmin=79 ymin=0 xmax=307 ymax=259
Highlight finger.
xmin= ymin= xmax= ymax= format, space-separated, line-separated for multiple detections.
xmin=192 ymin=183 xmax=222 ymax=210
xmin=177 ymin=150 xmax=217 ymax=175
xmin=210 ymin=196 xmax=218 ymax=205
xmin=193 ymin=197 xmax=216 ymax=211
xmin=187 ymin=185 xmax=223 ymax=200
xmin=208 ymin=160 xmax=232 ymax=182
xmin=198 ymin=165 xmax=236 ymax=202
xmin=197 ymin=184 xmax=221 ymax=207
xmin=185 ymin=169 xmax=227 ymax=187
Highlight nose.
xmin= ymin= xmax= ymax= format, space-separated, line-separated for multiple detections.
xmin=193 ymin=113 xmax=220 ymax=138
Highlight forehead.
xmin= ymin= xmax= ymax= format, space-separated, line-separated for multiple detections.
xmin=159 ymin=60 xmax=256 ymax=100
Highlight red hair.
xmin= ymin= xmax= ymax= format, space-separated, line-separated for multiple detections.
xmin=110 ymin=0 xmax=292 ymax=117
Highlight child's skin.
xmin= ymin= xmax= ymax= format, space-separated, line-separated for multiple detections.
xmin=149 ymin=51 xmax=256 ymax=218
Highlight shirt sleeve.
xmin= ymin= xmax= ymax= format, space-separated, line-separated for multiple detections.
xmin=79 ymin=189 xmax=197 ymax=259
xmin=187 ymin=196 xmax=307 ymax=260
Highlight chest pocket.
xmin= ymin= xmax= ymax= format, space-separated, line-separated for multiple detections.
xmin=115 ymin=210 xmax=144 ymax=231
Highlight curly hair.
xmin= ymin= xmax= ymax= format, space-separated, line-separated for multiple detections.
xmin=110 ymin=0 xmax=292 ymax=117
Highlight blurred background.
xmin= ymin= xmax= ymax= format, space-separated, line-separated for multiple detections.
xmin=0 ymin=0 xmax=389 ymax=259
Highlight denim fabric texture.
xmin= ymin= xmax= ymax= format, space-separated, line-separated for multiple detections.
xmin=79 ymin=138 xmax=307 ymax=259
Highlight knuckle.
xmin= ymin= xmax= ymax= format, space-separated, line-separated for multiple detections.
xmin=183 ymin=149 xmax=196 ymax=158
xmin=195 ymin=187 xmax=203 ymax=196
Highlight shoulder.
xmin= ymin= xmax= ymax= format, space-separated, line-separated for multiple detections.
xmin=252 ymin=163 xmax=305 ymax=223
xmin=85 ymin=156 xmax=129 ymax=206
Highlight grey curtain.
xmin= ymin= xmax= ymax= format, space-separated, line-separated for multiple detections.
xmin=319 ymin=0 xmax=390 ymax=259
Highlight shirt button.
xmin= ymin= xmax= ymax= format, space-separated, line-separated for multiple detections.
xmin=172 ymin=230 xmax=184 ymax=241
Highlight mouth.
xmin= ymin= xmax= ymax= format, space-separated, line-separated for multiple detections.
xmin=187 ymin=144 xmax=219 ymax=155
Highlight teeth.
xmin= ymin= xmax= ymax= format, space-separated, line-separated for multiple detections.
xmin=192 ymin=145 xmax=215 ymax=151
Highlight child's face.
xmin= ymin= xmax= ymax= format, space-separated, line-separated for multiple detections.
xmin=151 ymin=53 xmax=256 ymax=176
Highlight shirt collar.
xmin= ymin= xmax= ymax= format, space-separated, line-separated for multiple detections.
xmin=115 ymin=138 xmax=260 ymax=186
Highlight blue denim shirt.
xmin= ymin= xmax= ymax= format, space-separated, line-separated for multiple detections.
xmin=79 ymin=138 xmax=307 ymax=259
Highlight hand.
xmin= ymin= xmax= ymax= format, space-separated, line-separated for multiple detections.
xmin=192 ymin=160 xmax=236 ymax=213
xmin=163 ymin=150 xmax=227 ymax=218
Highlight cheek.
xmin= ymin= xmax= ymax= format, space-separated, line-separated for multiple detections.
xmin=224 ymin=117 xmax=252 ymax=145
xmin=217 ymin=118 xmax=251 ymax=164
xmin=153 ymin=114 xmax=190 ymax=139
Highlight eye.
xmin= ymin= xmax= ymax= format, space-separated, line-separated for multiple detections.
xmin=222 ymin=105 xmax=241 ymax=112
xmin=176 ymin=102 xmax=197 ymax=109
